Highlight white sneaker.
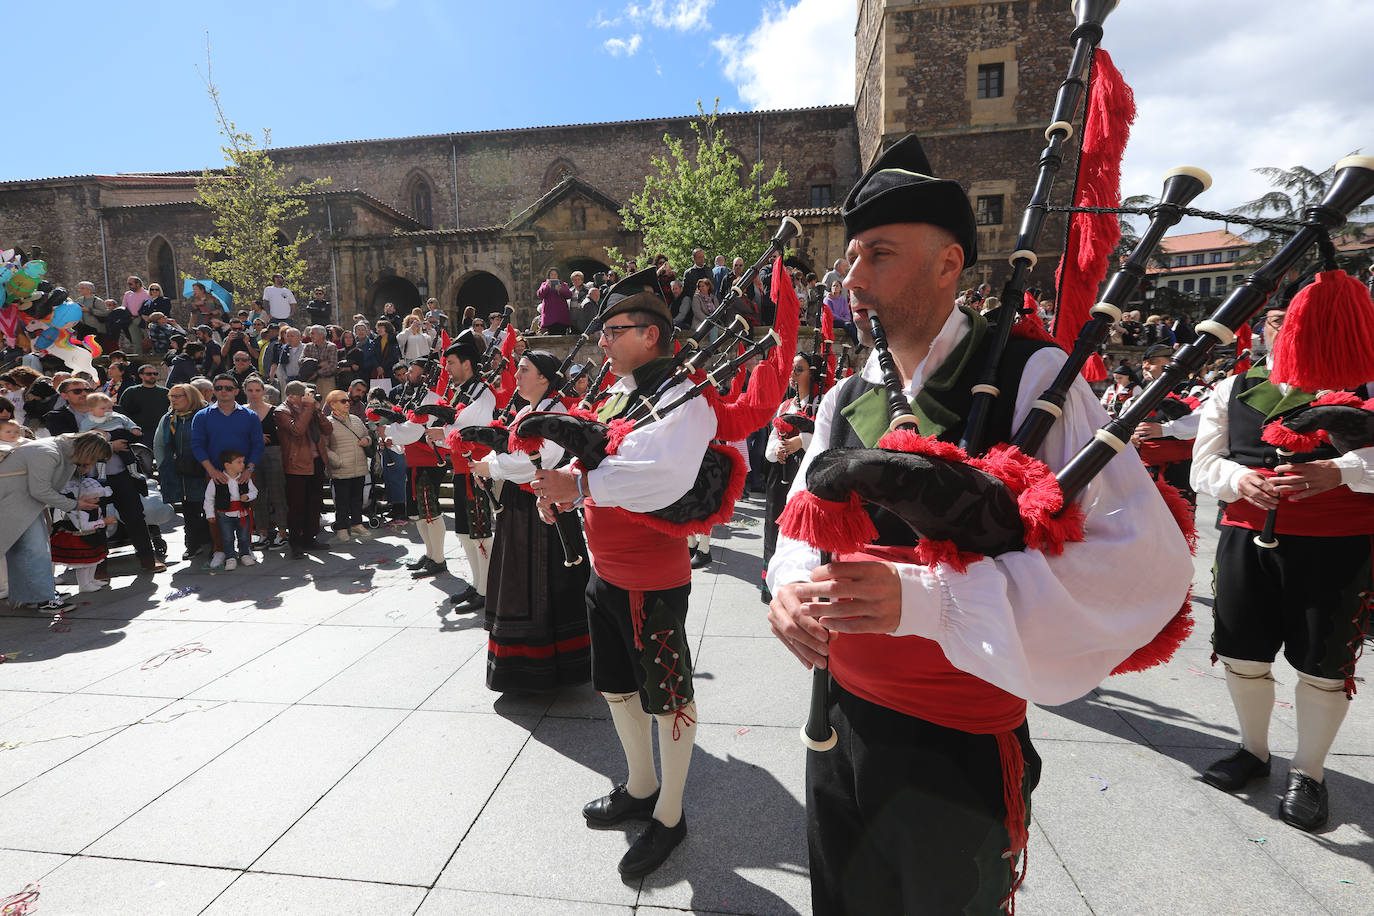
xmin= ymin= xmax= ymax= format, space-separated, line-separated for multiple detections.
xmin=224 ymin=557 xmax=238 ymax=571
xmin=207 ymin=552 xmax=226 ymax=570
xmin=336 ymin=530 xmax=351 ymax=543
xmin=79 ymin=580 xmax=110 ymax=593
xmin=350 ymin=524 xmax=372 ymax=539
xmin=239 ymin=554 xmax=256 ymax=567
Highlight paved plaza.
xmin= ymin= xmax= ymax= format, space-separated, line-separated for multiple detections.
xmin=0 ymin=499 xmax=1371 ymax=915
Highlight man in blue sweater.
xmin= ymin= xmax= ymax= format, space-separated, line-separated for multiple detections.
xmin=191 ymin=373 xmax=265 ymax=565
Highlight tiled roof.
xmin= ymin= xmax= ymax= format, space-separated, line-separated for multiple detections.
xmin=1157 ymin=229 xmax=1247 ymax=253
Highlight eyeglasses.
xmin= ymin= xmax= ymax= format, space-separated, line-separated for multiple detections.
xmin=599 ymin=324 xmax=649 ymax=341
xmin=65 ymin=388 xmax=91 ymax=395
xmin=213 ymin=385 xmax=237 ymax=392
xmin=139 ymin=370 xmax=158 ymax=376
xmin=1265 ymin=316 xmax=1285 ymax=328
xmin=791 ymin=365 xmax=807 ymax=374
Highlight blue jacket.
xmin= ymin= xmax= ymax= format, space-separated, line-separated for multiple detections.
xmin=154 ymin=410 xmax=208 ymax=504
xmin=190 ymin=402 xmax=264 ymax=470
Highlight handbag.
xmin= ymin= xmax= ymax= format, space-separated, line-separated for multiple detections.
xmin=339 ymin=414 xmax=376 ymax=460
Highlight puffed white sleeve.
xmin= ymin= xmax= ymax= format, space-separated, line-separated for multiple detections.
xmin=1161 ymin=411 xmax=1201 ymax=441
xmin=1189 ymin=375 xmax=1249 ymax=502
xmin=583 ymin=384 xmax=716 ymax=513
xmin=488 ymin=403 xmax=567 ymax=484
xmin=765 ymin=389 xmax=838 ymax=591
xmin=1331 ymin=446 xmax=1374 ymax=493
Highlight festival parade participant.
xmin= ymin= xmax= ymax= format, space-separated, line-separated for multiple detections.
xmin=380 ymin=358 xmax=453 ymax=578
xmin=530 ymin=273 xmax=714 ymax=877
xmin=766 ymin=134 xmax=1192 ymax=914
xmin=1191 ymin=284 xmax=1374 ymax=832
xmin=1129 ymin=342 xmax=1202 ymax=506
xmin=435 ymin=332 xmax=496 ymax=610
xmin=473 ymin=349 xmax=591 ymax=692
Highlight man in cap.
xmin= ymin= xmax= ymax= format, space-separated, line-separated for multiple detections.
xmin=380 ymin=357 xmax=456 ymax=573
xmin=531 ymin=269 xmax=713 ymax=878
xmin=1128 ymin=342 xmax=1201 ymax=508
xmin=766 ymin=134 xmax=1192 ymax=913
xmin=1191 ymin=297 xmax=1374 ymax=832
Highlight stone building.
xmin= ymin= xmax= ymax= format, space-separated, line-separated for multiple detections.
xmin=1 ymin=0 xmax=1081 ymax=325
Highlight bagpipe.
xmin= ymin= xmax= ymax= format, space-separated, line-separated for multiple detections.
xmin=504 ymin=219 xmax=805 ymax=535
xmin=785 ymin=0 xmax=1374 ymax=754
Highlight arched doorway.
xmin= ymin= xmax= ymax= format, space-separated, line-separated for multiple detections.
xmin=369 ymin=276 xmax=422 ymax=318
xmin=455 ymin=271 xmax=510 ymax=325
xmin=148 ymin=237 xmax=177 ymax=302
xmin=558 ymin=256 xmax=611 ymax=284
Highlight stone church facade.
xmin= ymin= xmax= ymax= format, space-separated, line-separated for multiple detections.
xmin=0 ymin=0 xmax=1076 ymax=326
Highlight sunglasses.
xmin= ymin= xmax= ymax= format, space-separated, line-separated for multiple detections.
xmin=213 ymin=385 xmax=237 ymax=392
xmin=65 ymin=388 xmax=91 ymax=395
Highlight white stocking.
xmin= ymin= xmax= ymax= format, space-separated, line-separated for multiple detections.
xmin=421 ymin=517 xmax=446 ymax=562
xmin=458 ymin=535 xmax=492 ymax=594
xmin=1292 ymin=671 xmax=1349 ymax=782
xmin=1219 ymin=655 xmax=1274 ymax=762
xmin=415 ymin=518 xmax=436 ymax=557
xmin=652 ymin=701 xmax=697 ymax=828
xmin=604 ymin=691 xmax=658 ymax=799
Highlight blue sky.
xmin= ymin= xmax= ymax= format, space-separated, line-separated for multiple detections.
xmin=11 ymin=0 xmax=1373 ymax=232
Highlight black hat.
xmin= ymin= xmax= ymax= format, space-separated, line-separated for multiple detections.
xmin=407 ymin=357 xmax=431 ymax=369
xmin=443 ymin=328 xmax=483 ymax=365
xmin=1142 ymin=344 xmax=1174 ymax=361
xmin=521 ymin=348 xmax=562 ymax=384
xmin=599 ymin=267 xmax=672 ymax=324
xmin=841 ymin=133 xmax=978 ymax=268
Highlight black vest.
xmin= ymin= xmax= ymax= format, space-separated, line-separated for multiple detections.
xmin=829 ymin=334 xmax=1055 ymax=546
xmin=1225 ymin=370 xmax=1335 ymax=468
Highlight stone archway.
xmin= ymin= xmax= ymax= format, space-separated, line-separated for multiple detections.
xmin=147 ymin=236 xmax=177 ymax=302
xmin=454 ymin=271 xmax=510 ymax=325
xmin=558 ymin=256 xmax=611 ymax=285
xmin=369 ymin=275 xmax=422 ymax=318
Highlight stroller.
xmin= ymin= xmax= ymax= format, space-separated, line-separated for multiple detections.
xmin=101 ymin=440 xmax=170 ymax=560
xmin=359 ymin=430 xmax=388 ymax=530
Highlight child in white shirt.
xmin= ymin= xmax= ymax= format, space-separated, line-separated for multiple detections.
xmin=204 ymin=450 xmax=258 ymax=570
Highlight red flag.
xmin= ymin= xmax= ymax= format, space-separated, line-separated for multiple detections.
xmin=819 ymin=304 xmax=838 ymax=382
xmin=432 ymin=330 xmax=453 ymax=395
xmin=711 ymin=256 xmax=802 ymax=441
xmin=1053 ymin=49 xmax=1135 ymax=383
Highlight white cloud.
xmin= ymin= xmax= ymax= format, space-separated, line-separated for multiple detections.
xmin=627 ymin=0 xmax=714 ymax=31
xmin=603 ymin=34 xmax=643 ymax=57
xmin=713 ymin=0 xmax=854 ymax=110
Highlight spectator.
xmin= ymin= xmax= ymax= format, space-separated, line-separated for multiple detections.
xmin=824 ymin=280 xmax=856 ymax=343
xmin=275 ymin=380 xmax=332 ymax=559
xmin=243 ymin=376 xmax=289 ymax=551
xmin=146 ymin=312 xmax=186 ymax=355
xmin=221 ymin=317 xmax=256 ymax=364
xmin=712 ymin=254 xmax=730 ymax=298
xmin=0 ymin=431 xmax=112 ymax=612
xmin=274 ymin=327 xmax=306 ymax=383
xmin=96 ymin=359 xmax=132 ymax=400
xmin=119 ymin=363 xmax=170 ymax=441
xmin=536 ymin=269 xmax=573 ymax=334
xmin=190 ymin=373 xmax=265 ymax=530
xmin=679 ymin=249 xmax=713 ymax=315
xmin=103 ymin=296 xmax=134 ymax=353
xmin=347 ymin=379 xmax=370 ymax=420
xmin=424 ymin=298 xmax=447 ymax=331
xmin=121 ymin=276 xmax=151 ymax=355
xmin=573 ymin=286 xmax=601 ymax=333
xmin=195 ymin=325 xmax=223 ymax=376
xmin=263 ymin=273 xmax=297 ymax=325
xmin=167 ymin=342 xmax=203 ymax=387
xmin=256 ymin=322 xmax=284 ymax=378
xmin=821 ymin=257 xmax=849 ymax=290
xmin=227 ymin=352 xmax=256 ymax=398
xmin=186 ymin=282 xmax=225 ymax=328
xmin=373 ymin=320 xmax=400 ymax=378
xmin=73 ymin=281 xmax=103 ymax=336
xmin=304 ymin=325 xmax=340 ymax=393
xmin=335 ymin=330 xmax=366 ymax=388
xmin=305 ymin=287 xmax=331 ymax=326
xmin=153 ymin=383 xmax=211 ymax=559
xmin=397 ymin=316 xmax=433 ymax=362
xmin=652 ymin=253 xmax=676 ymax=303
xmin=680 ymin=277 xmax=718 ymax=331
xmin=803 ymin=273 xmax=823 ymax=326
xmin=46 ymin=378 xmax=166 ymax=572
xmin=322 ymin=389 xmax=372 ymax=541
xmin=379 ymin=301 xmax=401 ymax=326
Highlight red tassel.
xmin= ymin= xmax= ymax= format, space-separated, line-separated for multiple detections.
xmin=776 ymin=489 xmax=878 ymax=555
xmin=1010 ymin=310 xmax=1059 ymax=346
xmin=772 ymin=416 xmax=798 ymax=438
xmin=1153 ymin=478 xmax=1199 ymax=555
xmin=1270 ymin=270 xmax=1374 ymax=390
xmin=1313 ymin=390 xmax=1367 ymax=409
xmin=1261 ymin=420 xmax=1326 ymax=453
xmin=1082 ymin=352 xmax=1109 ymax=384
xmin=443 ymin=428 xmax=468 ymax=453
xmin=604 ymin=418 xmax=636 ymax=456
xmin=1053 ymin=49 xmax=1136 ymax=381
xmin=507 ymin=421 xmax=546 ymax=456
xmin=406 ymin=410 xmax=424 ymax=424
xmin=912 ymin=538 xmax=984 ymax=574
xmin=876 ymin=429 xmax=968 ymax=462
xmin=365 ymin=408 xmax=381 ymax=422
xmin=594 ymin=444 xmax=749 ymax=538
xmin=569 ymin=406 xmax=600 ymax=422
xmin=629 ymin=590 xmax=647 ymax=650
xmin=1112 ymin=598 xmax=1195 ymax=675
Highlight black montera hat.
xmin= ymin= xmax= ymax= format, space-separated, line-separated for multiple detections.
xmin=521 ymin=349 xmax=563 ymax=383
xmin=841 ymin=133 xmax=978 ymax=268
xmin=443 ymin=329 xmax=483 ymax=365
xmin=1143 ymin=344 xmax=1174 ymax=361
xmin=600 ymin=267 xmax=672 ymax=324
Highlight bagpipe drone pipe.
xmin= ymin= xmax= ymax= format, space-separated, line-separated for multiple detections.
xmin=780 ymin=0 xmax=1374 ymax=751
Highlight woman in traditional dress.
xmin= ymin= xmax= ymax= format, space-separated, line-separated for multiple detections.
xmin=760 ymin=352 xmax=821 ymax=601
xmin=472 ymin=349 xmax=590 ymax=692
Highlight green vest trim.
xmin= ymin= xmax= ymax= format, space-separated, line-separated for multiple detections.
xmin=1236 ymin=365 xmax=1315 ymax=421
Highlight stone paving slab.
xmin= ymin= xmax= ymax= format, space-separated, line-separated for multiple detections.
xmin=13 ymin=855 xmax=237 ymax=916
xmin=415 ymin=888 xmax=634 ymax=915
xmin=202 ymin=871 xmax=428 ymax=915
xmin=185 ymin=625 xmax=396 ymax=704
xmin=300 ymin=627 xmax=470 ymax=709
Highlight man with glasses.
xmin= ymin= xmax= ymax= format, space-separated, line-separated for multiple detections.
xmin=191 ymin=374 xmax=264 ymax=568
xmin=118 ymin=365 xmax=170 ymax=443
xmin=529 ymin=273 xmax=712 ymax=878
xmin=229 ymin=352 xmax=257 ymax=400
xmin=46 ymin=377 xmax=167 ymax=572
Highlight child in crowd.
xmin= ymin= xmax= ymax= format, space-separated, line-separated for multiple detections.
xmin=204 ymin=449 xmax=258 ymax=571
xmin=82 ymin=392 xmax=142 ymax=438
xmin=0 ymin=418 xmax=31 ymax=444
xmin=50 ymin=475 xmax=114 ymax=591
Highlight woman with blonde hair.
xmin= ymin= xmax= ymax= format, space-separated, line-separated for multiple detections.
xmin=321 ymin=388 xmax=373 ymax=540
xmin=0 ymin=431 xmax=112 ymax=612
xmin=153 ymin=383 xmax=213 ymax=559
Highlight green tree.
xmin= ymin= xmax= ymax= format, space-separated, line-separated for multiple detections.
xmin=192 ymin=45 xmax=328 ymax=298
xmin=1233 ymin=157 xmax=1374 ymax=271
xmin=607 ymin=100 xmax=787 ymax=272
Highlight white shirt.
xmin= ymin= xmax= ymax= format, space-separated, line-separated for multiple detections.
xmin=487 ymin=399 xmax=567 ymax=484
xmin=765 ymin=396 xmax=816 ymax=463
xmin=398 ymin=329 xmax=433 ymax=360
xmin=1190 ymin=374 xmax=1374 ymax=501
xmin=584 ymin=374 xmax=717 ymax=513
xmin=1122 ymin=388 xmax=1201 ymax=441
xmin=204 ymin=477 xmax=258 ymax=519
xmin=262 ymin=285 xmax=297 ymax=320
xmin=386 ymin=384 xmax=496 ymax=451
xmin=767 ymin=307 xmax=1195 ymax=705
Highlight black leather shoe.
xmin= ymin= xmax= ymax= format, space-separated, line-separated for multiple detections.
xmin=1280 ymin=771 xmax=1329 ymax=832
xmin=411 ymin=558 xmax=445 ymax=578
xmin=583 ymin=784 xmax=659 ymax=827
xmin=1202 ymin=748 xmax=1271 ymax=792
xmin=406 ymin=555 xmax=429 ymax=570
xmin=448 ymin=586 xmax=478 ymax=606
xmin=690 ymin=549 xmax=711 ymax=570
xmin=618 ymin=815 xmax=687 ymax=877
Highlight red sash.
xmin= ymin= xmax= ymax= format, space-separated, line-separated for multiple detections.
xmin=1222 ymin=470 xmax=1374 ymax=537
xmin=582 ymin=503 xmax=691 ymax=592
xmin=828 ymin=544 xmax=1027 ymax=734
xmin=1138 ymin=437 xmax=1194 ymax=466
xmin=404 ymin=439 xmax=444 ymax=468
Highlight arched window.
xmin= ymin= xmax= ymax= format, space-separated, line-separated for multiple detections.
xmin=148 ymin=237 xmax=176 ymax=301
xmin=412 ymin=180 xmax=433 ymax=228
xmin=541 ymin=157 xmax=579 ymax=192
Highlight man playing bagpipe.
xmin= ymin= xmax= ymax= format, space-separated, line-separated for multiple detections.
xmin=1129 ymin=342 xmax=1202 ymax=506
xmin=376 ymin=358 xmax=454 ymax=578
xmin=766 ymin=134 xmax=1193 ymax=914
xmin=1191 ymin=282 xmax=1374 ymax=833
xmin=435 ymin=332 xmax=497 ymax=610
xmin=530 ymin=276 xmax=713 ymax=878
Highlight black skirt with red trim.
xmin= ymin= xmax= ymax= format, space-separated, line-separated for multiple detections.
xmin=51 ymin=529 xmax=108 ymax=566
xmin=484 ymin=483 xmax=591 ymax=692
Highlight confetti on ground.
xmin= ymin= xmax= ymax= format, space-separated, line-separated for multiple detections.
xmin=0 ymin=702 xmax=227 ymax=753
xmin=1 ymin=882 xmax=40 ymax=914
xmin=385 ymin=608 xmax=404 ymax=620
xmin=350 ymin=586 xmax=377 ymax=594
xmin=1275 ymin=700 xmax=1293 ymax=708
xmin=1340 ymin=879 xmax=1355 ymax=884
xmin=0 ymin=652 xmax=19 ymax=664
xmin=1248 ymin=837 xmax=1267 ymax=845
xmin=164 ymin=586 xmax=201 ymax=601
xmin=1089 ymin=776 xmax=1108 ymax=792
xmin=736 ymin=727 xmax=750 ymax=735
xmin=141 ymin=642 xmax=212 ymax=670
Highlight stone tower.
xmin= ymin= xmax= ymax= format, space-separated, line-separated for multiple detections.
xmin=855 ymin=0 xmax=1079 ymax=287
